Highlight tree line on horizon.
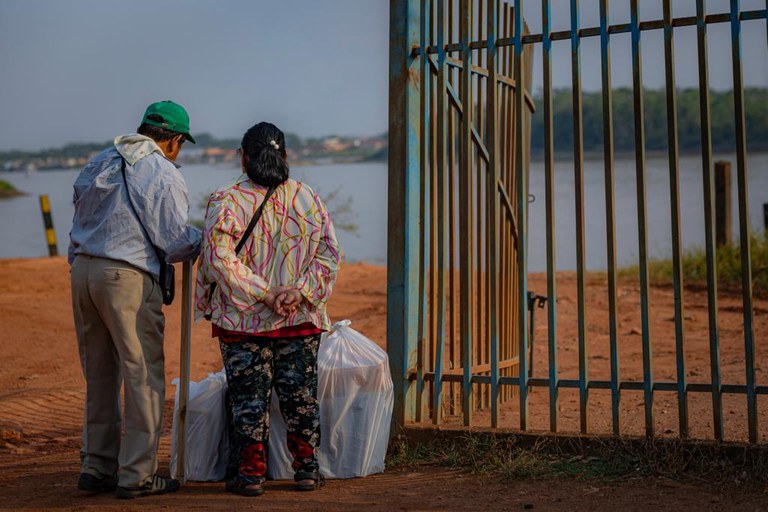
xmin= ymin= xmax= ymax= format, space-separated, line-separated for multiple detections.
xmin=1 ymin=87 xmax=765 ymax=163
xmin=529 ymin=87 xmax=768 ymax=154
xmin=0 ymin=131 xmax=384 ymax=164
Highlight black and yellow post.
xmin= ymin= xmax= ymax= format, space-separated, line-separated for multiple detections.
xmin=39 ymin=194 xmax=58 ymax=256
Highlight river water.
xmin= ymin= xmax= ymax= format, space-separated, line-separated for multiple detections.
xmin=0 ymin=153 xmax=765 ymax=272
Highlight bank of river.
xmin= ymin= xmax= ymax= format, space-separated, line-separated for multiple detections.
xmin=0 ymin=153 xmax=766 ymax=271
xmin=0 ymin=179 xmax=24 ymax=199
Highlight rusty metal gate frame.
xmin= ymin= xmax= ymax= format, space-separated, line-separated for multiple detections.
xmin=388 ymin=0 xmax=767 ymax=442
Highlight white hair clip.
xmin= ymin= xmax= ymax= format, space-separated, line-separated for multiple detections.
xmin=269 ymin=140 xmax=280 ymax=150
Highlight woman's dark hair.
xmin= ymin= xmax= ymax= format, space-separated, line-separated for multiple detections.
xmin=137 ymin=114 xmax=183 ymax=142
xmin=241 ymin=122 xmax=289 ymax=187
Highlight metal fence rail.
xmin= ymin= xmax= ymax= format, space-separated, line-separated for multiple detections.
xmin=388 ymin=0 xmax=767 ymax=442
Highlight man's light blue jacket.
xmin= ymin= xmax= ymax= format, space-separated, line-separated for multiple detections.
xmin=68 ymin=133 xmax=201 ymax=277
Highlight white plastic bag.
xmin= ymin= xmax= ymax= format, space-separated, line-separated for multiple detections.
xmin=268 ymin=320 xmax=393 ymax=479
xmin=170 ymin=370 xmax=229 ymax=481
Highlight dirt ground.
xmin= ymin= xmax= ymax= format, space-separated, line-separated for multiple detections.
xmin=0 ymin=257 xmax=766 ymax=511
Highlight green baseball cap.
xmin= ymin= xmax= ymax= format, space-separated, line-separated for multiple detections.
xmin=141 ymin=100 xmax=196 ymax=143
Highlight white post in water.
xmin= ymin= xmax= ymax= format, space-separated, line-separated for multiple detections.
xmin=176 ymin=260 xmax=194 ymax=482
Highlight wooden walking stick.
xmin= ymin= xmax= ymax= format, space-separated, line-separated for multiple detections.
xmin=176 ymin=260 xmax=194 ymax=482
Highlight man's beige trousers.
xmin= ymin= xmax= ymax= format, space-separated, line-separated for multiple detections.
xmin=71 ymin=255 xmax=165 ymax=488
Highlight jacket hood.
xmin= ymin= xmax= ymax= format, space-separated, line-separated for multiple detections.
xmin=114 ymin=133 xmax=165 ymax=166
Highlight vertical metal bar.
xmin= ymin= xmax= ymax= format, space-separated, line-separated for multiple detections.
xmin=429 ymin=0 xmax=437 ymax=46
xmin=415 ymin=0 xmax=431 ymax=423
xmin=570 ymin=0 xmax=589 ymax=434
xmin=663 ymin=0 xmax=687 ymax=439
xmin=459 ymin=0 xmax=474 ymax=426
xmin=433 ymin=0 xmax=448 ymax=425
xmin=387 ymin=0 xmax=422 ymax=427
xmin=696 ymin=0 xmax=723 ymax=441
xmin=506 ymin=2 xmax=515 ymax=405
xmin=471 ymin=7 xmax=479 ymax=411
xmin=475 ymin=80 xmax=484 ymax=411
xmin=730 ymin=0 xmax=758 ymax=443
xmin=471 ymin=8 xmax=483 ymax=407
xmin=522 ymin=41 xmax=533 ymax=227
xmin=499 ymin=3 xmax=507 ymax=403
xmin=514 ymin=0 xmax=528 ymax=431
xmin=541 ymin=0 xmax=558 ymax=433
xmin=176 ymin=260 xmax=193 ymax=482
xmin=486 ymin=0 xmax=500 ymax=427
xmin=448 ymin=0 xmax=457 ymax=416
xmin=478 ymin=0 xmax=486 ymax=142
xmin=479 ymin=0 xmax=488 ymax=410
xmin=500 ymin=2 xmax=515 ymax=400
xmin=428 ymin=0 xmax=439 ymax=419
xmin=449 ymin=75 xmax=458 ymax=416
xmin=479 ymin=0 xmax=489 ymax=412
xmin=599 ymin=0 xmax=620 ymax=437
xmin=630 ymin=0 xmax=654 ymax=439
xmin=498 ymin=4 xmax=508 ymax=406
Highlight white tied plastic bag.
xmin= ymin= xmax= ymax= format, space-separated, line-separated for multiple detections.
xmin=170 ymin=370 xmax=229 ymax=481
xmin=267 ymin=320 xmax=393 ymax=479
xmin=169 ymin=321 xmax=393 ymax=481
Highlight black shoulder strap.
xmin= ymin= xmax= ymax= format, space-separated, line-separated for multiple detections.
xmin=235 ymin=185 xmax=276 ymax=255
xmin=120 ymin=156 xmax=163 ymax=261
xmin=205 ymin=184 xmax=277 ymax=309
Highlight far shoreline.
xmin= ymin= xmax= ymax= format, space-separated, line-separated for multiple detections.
xmin=0 ymin=179 xmax=25 ymax=199
xmin=3 ymin=148 xmax=768 ymax=173
xmin=531 ymin=148 xmax=768 ymax=162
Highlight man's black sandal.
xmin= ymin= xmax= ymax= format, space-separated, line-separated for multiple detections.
xmin=116 ymin=475 xmax=180 ymax=499
xmin=294 ymin=471 xmax=325 ymax=492
xmin=225 ymin=480 xmax=265 ymax=496
xmin=77 ymin=472 xmax=118 ymax=493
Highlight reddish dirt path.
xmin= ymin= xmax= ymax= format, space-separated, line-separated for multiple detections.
xmin=2 ymin=451 xmax=767 ymax=512
xmin=465 ymin=272 xmax=768 ymax=442
xmin=0 ymin=257 xmax=766 ymax=510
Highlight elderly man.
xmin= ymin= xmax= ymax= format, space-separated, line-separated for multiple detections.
xmin=68 ymin=101 xmax=201 ymax=499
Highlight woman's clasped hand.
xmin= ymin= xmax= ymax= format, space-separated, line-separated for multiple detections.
xmin=263 ymin=286 xmax=304 ymax=317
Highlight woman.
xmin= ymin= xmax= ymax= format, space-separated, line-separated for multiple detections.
xmin=195 ymin=122 xmax=342 ymax=496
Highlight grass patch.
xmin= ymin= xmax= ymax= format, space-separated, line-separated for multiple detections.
xmin=618 ymin=233 xmax=768 ymax=297
xmin=0 ymin=179 xmax=24 ymax=198
xmin=387 ymin=433 xmax=648 ymax=481
xmin=387 ymin=431 xmax=768 ymax=488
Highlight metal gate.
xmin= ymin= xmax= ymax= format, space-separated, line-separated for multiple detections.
xmin=388 ymin=0 xmax=766 ymax=442
xmin=388 ymin=0 xmax=534 ymax=428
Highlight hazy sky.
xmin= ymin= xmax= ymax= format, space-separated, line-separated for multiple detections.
xmin=0 ymin=0 xmax=766 ymax=151
xmin=0 ymin=0 xmax=390 ymax=151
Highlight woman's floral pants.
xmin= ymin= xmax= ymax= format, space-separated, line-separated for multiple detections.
xmin=219 ymin=334 xmax=321 ymax=485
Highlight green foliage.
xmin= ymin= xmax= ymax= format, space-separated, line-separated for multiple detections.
xmin=0 ymin=179 xmax=24 ymax=198
xmin=530 ymin=87 xmax=768 ymax=154
xmin=0 ymin=141 xmax=110 ymax=162
xmin=191 ymin=132 xmax=304 ymax=150
xmin=619 ymin=233 xmax=768 ymax=296
xmin=0 ymin=131 xmax=305 ymax=163
xmin=191 ymin=133 xmax=239 ymax=149
xmin=316 ymin=186 xmax=359 ymax=235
